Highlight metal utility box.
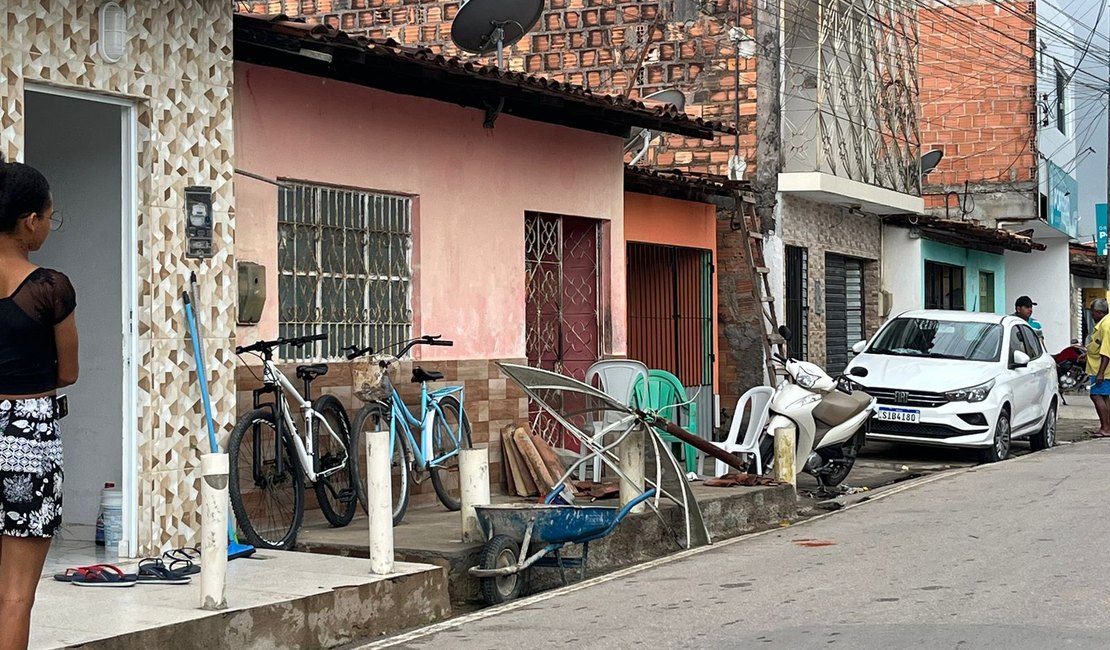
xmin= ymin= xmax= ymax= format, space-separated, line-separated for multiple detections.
xmin=237 ymin=261 xmax=266 ymax=324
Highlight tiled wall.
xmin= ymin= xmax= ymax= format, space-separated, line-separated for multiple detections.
xmin=0 ymin=1 xmax=236 ymax=554
xmin=235 ymin=359 xmax=529 ymax=500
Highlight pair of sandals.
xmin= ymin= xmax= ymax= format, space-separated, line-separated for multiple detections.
xmin=54 ymin=547 xmax=200 ymax=587
xmin=1089 ymin=430 xmax=1110 ymax=439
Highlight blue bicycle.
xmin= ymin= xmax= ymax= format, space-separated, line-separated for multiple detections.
xmin=344 ymin=335 xmax=473 ymax=525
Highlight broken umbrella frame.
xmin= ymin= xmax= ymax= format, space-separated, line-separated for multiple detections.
xmin=468 ymin=363 xmax=749 ymax=605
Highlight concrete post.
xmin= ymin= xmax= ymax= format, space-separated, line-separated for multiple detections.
xmin=460 ymin=448 xmax=491 ymax=543
xmin=774 ymin=425 xmax=797 ymax=487
xmin=366 ymin=431 xmax=394 ymax=575
xmin=619 ymin=424 xmax=647 ymax=514
xmin=199 ymin=453 xmax=229 ymax=611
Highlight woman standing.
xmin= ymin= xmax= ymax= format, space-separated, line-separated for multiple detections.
xmin=0 ymin=161 xmax=78 ymax=650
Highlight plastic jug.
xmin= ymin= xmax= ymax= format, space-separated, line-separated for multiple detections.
xmin=97 ymin=484 xmax=123 ymax=550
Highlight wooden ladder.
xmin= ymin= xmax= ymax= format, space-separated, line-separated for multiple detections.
xmin=731 ymin=195 xmax=786 ymax=382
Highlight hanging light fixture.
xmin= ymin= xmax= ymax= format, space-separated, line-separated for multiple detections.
xmin=98 ymin=2 xmax=127 ymax=63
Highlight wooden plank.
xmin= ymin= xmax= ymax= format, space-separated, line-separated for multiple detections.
xmin=503 ymin=424 xmax=538 ymax=496
xmin=513 ymin=428 xmax=555 ymax=494
xmin=529 ymin=428 xmax=569 ymax=484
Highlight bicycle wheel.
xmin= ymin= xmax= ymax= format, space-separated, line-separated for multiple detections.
xmin=229 ymin=408 xmax=305 ymax=550
xmin=350 ymin=402 xmax=410 ymax=526
xmin=429 ymin=395 xmax=473 ymax=511
xmin=312 ymin=395 xmax=357 ymax=528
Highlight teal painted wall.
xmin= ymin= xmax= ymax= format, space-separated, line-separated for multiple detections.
xmin=920 ymin=239 xmax=1006 ymax=314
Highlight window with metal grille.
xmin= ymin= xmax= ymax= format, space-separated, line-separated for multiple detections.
xmin=924 ymin=261 xmax=965 ymax=310
xmin=1055 ymin=63 xmax=1066 ymax=134
xmin=277 ymin=183 xmax=412 ymax=361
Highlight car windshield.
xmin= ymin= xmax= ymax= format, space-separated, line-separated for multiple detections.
xmin=867 ymin=317 xmax=1002 ymax=361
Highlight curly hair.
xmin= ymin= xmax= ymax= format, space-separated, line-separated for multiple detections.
xmin=0 ymin=161 xmax=51 ymax=233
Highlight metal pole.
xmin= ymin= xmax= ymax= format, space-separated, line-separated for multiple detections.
xmin=199 ymin=453 xmax=229 ymax=611
xmin=366 ymin=431 xmax=395 ymax=575
xmin=460 ymin=448 xmax=490 ymax=543
xmin=1105 ymin=73 xmax=1109 ymax=291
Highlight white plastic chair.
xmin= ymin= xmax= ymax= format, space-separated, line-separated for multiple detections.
xmin=581 ymin=359 xmax=650 ymax=480
xmin=712 ymin=386 xmax=775 ymax=477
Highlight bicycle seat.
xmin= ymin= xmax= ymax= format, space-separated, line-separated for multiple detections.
xmin=296 ymin=364 xmax=329 ymax=381
xmin=411 ymin=366 xmax=444 ymax=383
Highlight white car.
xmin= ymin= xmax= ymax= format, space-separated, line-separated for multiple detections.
xmin=844 ymin=310 xmax=1058 ymax=462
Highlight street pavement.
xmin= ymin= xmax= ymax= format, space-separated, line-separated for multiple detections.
xmin=368 ymin=434 xmax=1110 ymax=649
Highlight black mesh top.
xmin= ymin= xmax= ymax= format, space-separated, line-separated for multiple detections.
xmin=0 ymin=267 xmax=76 ymax=395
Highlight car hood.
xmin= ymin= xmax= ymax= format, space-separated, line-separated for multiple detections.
xmin=847 ymin=353 xmax=999 ymax=391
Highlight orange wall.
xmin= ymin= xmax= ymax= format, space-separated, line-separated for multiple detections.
xmin=623 ymin=191 xmax=719 ymax=390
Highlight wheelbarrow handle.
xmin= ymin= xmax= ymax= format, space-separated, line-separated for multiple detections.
xmin=608 ymin=488 xmax=657 ymax=534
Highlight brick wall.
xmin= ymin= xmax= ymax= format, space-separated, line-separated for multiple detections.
xmin=780 ymin=195 xmax=882 ymax=368
xmin=715 ymin=205 xmax=764 ymax=411
xmin=918 ymin=2 xmax=1037 ymax=219
xmin=243 ymin=0 xmax=758 ymax=177
xmin=236 ymin=358 xmax=528 ymax=503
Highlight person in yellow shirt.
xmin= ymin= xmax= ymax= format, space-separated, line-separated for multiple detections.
xmin=1086 ymin=298 xmax=1110 ymax=437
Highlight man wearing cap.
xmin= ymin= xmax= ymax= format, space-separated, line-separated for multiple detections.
xmin=1013 ymin=296 xmax=1043 ymax=337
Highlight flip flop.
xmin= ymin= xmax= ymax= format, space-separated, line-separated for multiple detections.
xmin=168 ymin=557 xmax=201 ymax=576
xmin=136 ymin=558 xmax=191 ymax=585
xmin=1091 ymin=431 xmax=1110 ymax=439
xmin=69 ymin=565 xmax=137 ymax=588
xmin=163 ymin=546 xmax=200 ymax=564
xmin=54 ymin=564 xmax=131 ymax=583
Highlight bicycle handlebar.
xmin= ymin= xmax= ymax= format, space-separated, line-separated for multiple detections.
xmin=236 ymin=333 xmax=327 ymax=355
xmin=346 ymin=335 xmax=454 ymax=360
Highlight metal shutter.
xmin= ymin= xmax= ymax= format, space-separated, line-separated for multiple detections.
xmin=825 ymin=255 xmax=864 ymax=373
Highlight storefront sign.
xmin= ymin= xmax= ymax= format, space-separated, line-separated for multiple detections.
xmin=1047 ymin=161 xmax=1078 ymax=238
xmin=1098 ymin=203 xmax=1108 ymax=256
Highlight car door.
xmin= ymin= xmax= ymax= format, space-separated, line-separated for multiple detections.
xmin=1006 ymin=325 xmax=1038 ymax=429
xmin=1018 ymin=324 xmax=1054 ymax=421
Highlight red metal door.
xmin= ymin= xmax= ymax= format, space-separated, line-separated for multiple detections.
xmin=525 ymin=214 xmax=600 ymax=448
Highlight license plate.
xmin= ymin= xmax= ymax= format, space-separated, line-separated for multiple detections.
xmin=876 ymin=407 xmax=920 ymax=424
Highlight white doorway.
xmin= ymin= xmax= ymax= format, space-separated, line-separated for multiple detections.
xmin=23 ymin=86 xmax=138 ymax=558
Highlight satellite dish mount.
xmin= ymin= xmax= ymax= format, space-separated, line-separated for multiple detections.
xmin=451 ymin=0 xmax=544 ymax=69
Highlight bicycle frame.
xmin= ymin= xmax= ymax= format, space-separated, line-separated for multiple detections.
xmin=250 ymin=359 xmax=348 ymax=484
xmin=378 ymin=373 xmax=465 ymax=472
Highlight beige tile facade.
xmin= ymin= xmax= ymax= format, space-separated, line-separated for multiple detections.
xmin=780 ymin=195 xmax=884 ymax=368
xmin=1 ymin=1 xmax=236 ymax=554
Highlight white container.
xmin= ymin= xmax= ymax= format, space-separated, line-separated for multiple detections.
xmin=100 ymin=488 xmax=123 ymax=551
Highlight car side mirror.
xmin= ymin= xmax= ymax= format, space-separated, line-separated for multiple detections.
xmin=851 ymin=340 xmax=867 ymax=354
xmin=778 ymin=325 xmax=793 ymax=342
xmin=849 ymin=366 xmax=868 ymax=377
xmin=1011 ymin=350 xmax=1031 ymax=368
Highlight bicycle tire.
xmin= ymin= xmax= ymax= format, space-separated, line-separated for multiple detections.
xmin=429 ymin=395 xmax=473 ymax=512
xmin=312 ymin=395 xmax=357 ymax=528
xmin=229 ymin=408 xmax=305 ymax=550
xmin=350 ymin=402 xmax=411 ymax=526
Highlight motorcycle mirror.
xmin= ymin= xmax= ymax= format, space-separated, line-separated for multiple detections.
xmin=778 ymin=325 xmax=793 ymax=342
xmin=849 ymin=366 xmax=868 ymax=377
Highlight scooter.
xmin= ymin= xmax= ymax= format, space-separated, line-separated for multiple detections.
xmin=756 ymin=326 xmax=877 ymax=489
xmin=1053 ymin=341 xmax=1087 ymax=397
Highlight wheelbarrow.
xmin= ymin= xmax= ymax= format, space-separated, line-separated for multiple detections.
xmin=469 ymin=487 xmax=657 ymax=605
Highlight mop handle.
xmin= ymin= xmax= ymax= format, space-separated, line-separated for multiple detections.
xmin=183 ymin=292 xmax=220 ymax=454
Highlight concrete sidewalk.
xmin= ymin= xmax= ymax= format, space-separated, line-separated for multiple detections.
xmin=29 ymin=552 xmax=448 ymax=650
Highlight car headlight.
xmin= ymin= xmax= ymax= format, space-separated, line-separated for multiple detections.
xmin=945 ymin=379 xmax=995 ymax=403
xmin=796 ymin=372 xmax=818 ymax=389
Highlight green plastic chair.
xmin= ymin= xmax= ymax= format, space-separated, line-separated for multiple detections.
xmin=633 ymin=369 xmax=699 ymax=474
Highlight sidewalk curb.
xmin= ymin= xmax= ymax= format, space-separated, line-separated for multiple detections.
xmin=358 ymin=441 xmax=1096 ymax=649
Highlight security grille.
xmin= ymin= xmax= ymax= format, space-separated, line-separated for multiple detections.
xmin=277 ymin=183 xmax=412 ymax=361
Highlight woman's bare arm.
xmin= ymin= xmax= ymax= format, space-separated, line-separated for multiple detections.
xmin=55 ymin=312 xmax=79 ymax=388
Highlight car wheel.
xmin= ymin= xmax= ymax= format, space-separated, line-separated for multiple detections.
xmin=979 ymin=408 xmax=1011 ymax=463
xmin=1030 ymin=404 xmax=1057 ymax=451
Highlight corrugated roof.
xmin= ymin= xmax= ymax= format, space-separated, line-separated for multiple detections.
xmin=234 ymin=13 xmax=736 ymax=140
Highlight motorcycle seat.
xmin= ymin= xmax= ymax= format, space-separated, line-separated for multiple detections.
xmin=813 ymin=390 xmax=871 ymax=427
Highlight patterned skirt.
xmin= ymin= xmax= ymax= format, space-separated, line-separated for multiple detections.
xmin=0 ymin=397 xmax=63 ymax=538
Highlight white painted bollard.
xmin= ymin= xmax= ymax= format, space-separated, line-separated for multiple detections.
xmin=366 ymin=431 xmax=394 ymax=575
xmin=774 ymin=425 xmax=797 ymax=487
xmin=460 ymin=448 xmax=490 ymax=543
xmin=199 ymin=453 xmax=229 ymax=611
xmin=619 ymin=424 xmax=647 ymax=514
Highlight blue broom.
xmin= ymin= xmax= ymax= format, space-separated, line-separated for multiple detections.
xmin=183 ymin=284 xmax=256 ymax=560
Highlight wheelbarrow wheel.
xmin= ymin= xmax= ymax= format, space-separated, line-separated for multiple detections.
xmin=479 ymin=535 xmax=525 ymax=605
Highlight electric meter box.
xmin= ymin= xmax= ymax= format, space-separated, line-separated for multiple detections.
xmin=184 ymin=186 xmax=214 ymax=259
xmin=237 ymin=261 xmax=266 ymax=324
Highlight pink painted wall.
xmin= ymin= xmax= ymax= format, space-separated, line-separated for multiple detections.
xmin=234 ymin=63 xmax=627 ymax=360
xmin=623 ymin=191 xmax=719 ymax=390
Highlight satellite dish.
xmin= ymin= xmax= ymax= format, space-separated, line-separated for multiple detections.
xmin=920 ymin=149 xmax=944 ymax=176
xmin=624 ymin=88 xmax=687 ymax=162
xmin=450 ymin=0 xmax=544 ymax=68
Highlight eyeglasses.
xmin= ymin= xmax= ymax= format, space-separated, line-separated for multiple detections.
xmin=49 ymin=210 xmax=63 ymax=232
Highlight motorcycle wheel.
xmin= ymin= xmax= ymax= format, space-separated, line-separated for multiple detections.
xmin=819 ymin=455 xmax=855 ymax=487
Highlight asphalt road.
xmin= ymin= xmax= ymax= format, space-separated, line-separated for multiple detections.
xmin=369 ymin=437 xmax=1110 ymax=649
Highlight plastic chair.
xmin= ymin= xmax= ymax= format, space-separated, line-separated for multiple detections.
xmin=634 ymin=370 xmax=700 ymax=474
xmin=711 ymin=386 xmax=775 ymax=477
xmin=582 ymin=359 xmax=650 ymax=480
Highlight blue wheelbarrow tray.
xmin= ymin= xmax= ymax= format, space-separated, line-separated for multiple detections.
xmin=468 ymin=489 xmax=655 ymax=583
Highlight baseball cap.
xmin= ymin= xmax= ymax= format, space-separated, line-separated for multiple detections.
xmin=1015 ymin=296 xmax=1036 ymax=308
